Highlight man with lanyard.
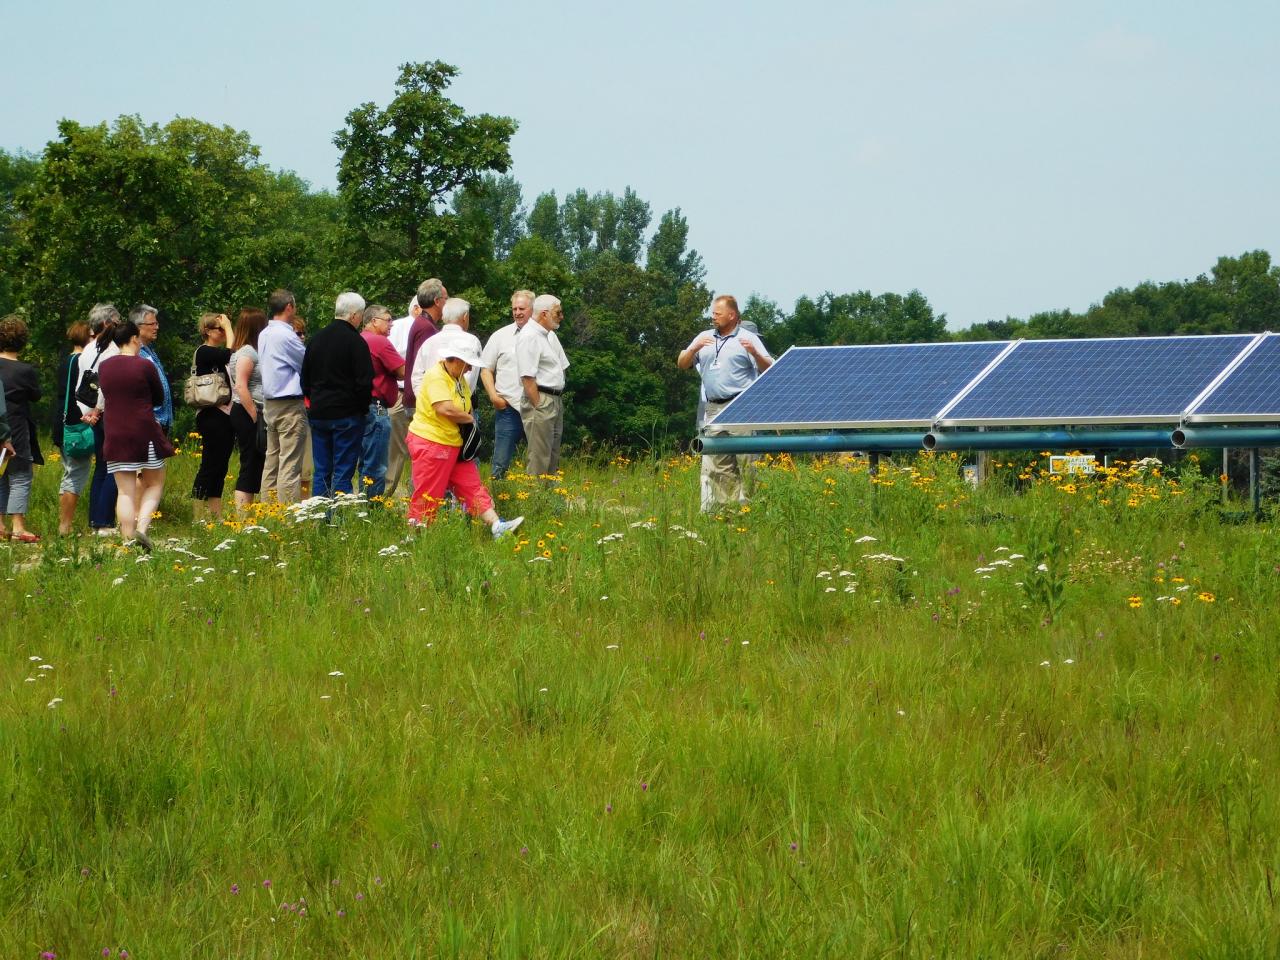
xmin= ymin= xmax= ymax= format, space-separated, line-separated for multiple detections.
xmin=133 ymin=304 xmax=172 ymax=435
xmin=677 ymin=294 xmax=772 ymax=512
xmin=480 ymin=289 xmax=533 ymax=480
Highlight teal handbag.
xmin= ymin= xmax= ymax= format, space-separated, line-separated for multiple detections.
xmin=61 ymin=360 xmax=95 ymax=458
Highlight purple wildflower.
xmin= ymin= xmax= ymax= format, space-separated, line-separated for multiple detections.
xmin=230 ymin=883 xmax=239 ymax=894
xmin=947 ymin=586 xmax=961 ymax=597
xmin=374 ymin=876 xmax=382 ymax=886
xmin=81 ymin=867 xmax=90 ymax=877
xmin=789 ymin=842 xmax=798 ymax=851
xmin=103 ymin=950 xmax=112 ymax=958
xmin=640 ymin=781 xmax=648 ymax=791
xmin=331 ymin=878 xmax=340 ymax=886
xmin=41 ymin=953 xmax=57 ymax=960
xmin=337 ymin=909 xmax=346 ymax=918
xmin=520 ymin=846 xmax=529 ymax=857
xmin=262 ymin=879 xmax=272 ymax=889
xmin=605 ymin=803 xmax=613 ymax=814
xmin=356 ymin=892 xmax=364 ymax=901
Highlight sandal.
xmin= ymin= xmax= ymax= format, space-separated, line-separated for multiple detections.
xmin=11 ymin=532 xmax=41 ymax=544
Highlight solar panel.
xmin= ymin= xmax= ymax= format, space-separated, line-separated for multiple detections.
xmin=939 ymin=335 xmax=1255 ymax=426
xmin=1188 ymin=334 xmax=1280 ymax=422
xmin=709 ymin=342 xmax=1008 ymax=429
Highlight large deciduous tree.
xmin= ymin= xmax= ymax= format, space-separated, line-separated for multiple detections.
xmin=8 ymin=116 xmax=327 ymax=366
xmin=334 ymin=61 xmax=516 ymax=297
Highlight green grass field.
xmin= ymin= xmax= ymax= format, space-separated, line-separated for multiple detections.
xmin=3 ymin=447 xmax=1278 ymax=958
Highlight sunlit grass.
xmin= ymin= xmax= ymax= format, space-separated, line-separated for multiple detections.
xmin=3 ymin=447 xmax=1278 ymax=957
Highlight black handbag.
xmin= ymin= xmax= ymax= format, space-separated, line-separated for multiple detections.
xmin=458 ymin=412 xmax=482 ymax=462
xmin=75 ymin=350 xmax=105 ymax=407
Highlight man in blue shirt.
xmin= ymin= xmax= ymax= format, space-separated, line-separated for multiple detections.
xmin=133 ymin=304 xmax=172 ymax=434
xmin=258 ymin=289 xmax=308 ymax=503
xmin=677 ymin=294 xmax=773 ymax=512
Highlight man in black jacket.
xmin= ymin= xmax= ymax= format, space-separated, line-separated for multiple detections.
xmin=302 ymin=292 xmax=375 ymax=499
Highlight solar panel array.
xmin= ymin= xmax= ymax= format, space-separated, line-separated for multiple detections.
xmin=708 ymin=332 xmax=1280 ymax=430
xmin=1189 ymin=335 xmax=1280 ymax=422
xmin=708 ymin=342 xmax=1006 ymax=429
xmin=941 ymin=335 xmax=1254 ymax=425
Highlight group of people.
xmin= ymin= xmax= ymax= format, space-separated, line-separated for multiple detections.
xmin=0 ymin=286 xmax=769 ymax=545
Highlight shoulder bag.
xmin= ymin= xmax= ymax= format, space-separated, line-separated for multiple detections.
xmin=184 ymin=348 xmax=232 ymax=409
xmin=61 ymin=360 xmax=95 ymax=458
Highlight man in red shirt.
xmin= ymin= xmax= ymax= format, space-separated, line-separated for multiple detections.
xmin=357 ymin=304 xmax=406 ymax=496
xmin=401 ymin=278 xmax=447 ymax=414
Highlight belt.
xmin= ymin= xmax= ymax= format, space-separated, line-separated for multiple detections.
xmin=537 ymin=385 xmax=564 ymax=396
xmin=706 ymin=393 xmax=741 ymax=404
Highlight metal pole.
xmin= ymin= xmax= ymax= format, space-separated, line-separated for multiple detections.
xmin=1250 ymin=448 xmax=1261 ymax=516
xmin=1223 ymin=448 xmax=1230 ymax=505
xmin=869 ymin=451 xmax=880 ymax=478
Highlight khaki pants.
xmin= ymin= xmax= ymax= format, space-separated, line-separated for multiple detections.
xmin=262 ymin=397 xmax=308 ymax=503
xmin=521 ymin=393 xmax=563 ymax=478
xmin=700 ymin=398 xmax=756 ymax=512
xmin=385 ymin=392 xmax=412 ymax=497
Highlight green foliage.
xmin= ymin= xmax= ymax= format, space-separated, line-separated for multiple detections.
xmin=7 ymin=116 xmax=330 ymax=370
xmin=334 ymin=61 xmax=516 ymax=291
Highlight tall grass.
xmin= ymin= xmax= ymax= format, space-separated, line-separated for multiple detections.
xmin=2 ymin=448 xmax=1278 ymax=957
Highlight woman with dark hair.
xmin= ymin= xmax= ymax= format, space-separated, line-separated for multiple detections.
xmin=98 ymin=320 xmax=173 ymax=551
xmin=229 ymin=308 xmax=268 ymax=509
xmin=78 ymin=303 xmax=123 ymax=534
xmin=53 ymin=321 xmax=93 ymax=535
xmin=0 ymin=315 xmax=43 ymax=542
xmin=190 ymin=312 xmax=236 ymax=519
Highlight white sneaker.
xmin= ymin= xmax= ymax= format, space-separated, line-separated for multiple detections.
xmin=491 ymin=516 xmax=525 ymax=540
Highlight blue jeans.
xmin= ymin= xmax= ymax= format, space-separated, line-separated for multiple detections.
xmin=309 ymin=413 xmax=366 ymax=499
xmin=90 ymin=419 xmax=118 ymax=528
xmin=358 ymin=403 xmax=391 ymax=496
xmin=491 ymin=404 xmax=525 ymax=480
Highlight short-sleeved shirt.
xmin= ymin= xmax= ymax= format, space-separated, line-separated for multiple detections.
xmin=411 ymin=326 xmax=483 ymax=397
xmin=689 ymin=326 xmax=772 ymax=402
xmin=258 ymin=318 xmax=306 ymax=399
xmin=481 ymin=321 xmax=526 ymax=407
xmin=516 ymin=322 xmax=569 ymax=391
xmin=408 ymin=362 xmax=470 ymax=447
xmin=230 ymin=345 xmax=264 ymax=406
xmin=361 ymin=331 xmax=404 ymax=406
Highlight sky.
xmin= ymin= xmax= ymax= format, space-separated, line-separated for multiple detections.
xmin=3 ymin=0 xmax=1278 ymax=329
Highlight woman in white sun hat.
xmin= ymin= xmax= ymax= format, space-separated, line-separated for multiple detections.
xmin=405 ymin=340 xmax=523 ymax=537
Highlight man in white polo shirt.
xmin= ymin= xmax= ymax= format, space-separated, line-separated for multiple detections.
xmin=480 ymin=289 xmax=533 ymax=479
xmin=516 ymin=294 xmax=568 ymax=478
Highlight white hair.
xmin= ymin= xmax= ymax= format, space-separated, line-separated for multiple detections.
xmin=532 ymin=294 xmax=561 ymax=317
xmin=441 ymin=297 xmax=470 ymax=327
xmin=335 ymin=291 xmax=366 ymax=319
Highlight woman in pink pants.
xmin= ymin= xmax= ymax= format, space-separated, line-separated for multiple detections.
xmin=406 ymin=342 xmax=523 ymax=538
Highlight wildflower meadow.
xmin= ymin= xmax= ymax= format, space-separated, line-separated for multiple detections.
xmin=4 ymin=444 xmax=1279 ymax=958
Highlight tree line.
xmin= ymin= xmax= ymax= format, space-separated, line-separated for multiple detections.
xmin=2 ymin=60 xmax=1278 ymax=452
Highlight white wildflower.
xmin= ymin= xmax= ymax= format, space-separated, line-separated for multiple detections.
xmin=275 ymin=562 xmax=287 ymax=569
xmin=192 ymin=577 xmax=205 ymax=584
xmin=995 ymin=546 xmax=1009 ymax=553
xmin=1036 ymin=563 xmax=1049 ymax=572
xmin=47 ymin=698 xmax=63 ymax=708
xmin=328 ymin=670 xmax=344 ymax=677
xmin=1039 ymin=660 xmax=1051 ymax=667
xmin=1063 ymin=659 xmax=1075 ymax=664
xmin=825 ymin=587 xmax=837 ymax=593
xmin=855 ymin=535 xmax=878 ymax=543
xmin=214 ymin=539 xmax=235 ymax=551
xmin=528 ymin=556 xmax=551 ymax=563
xmin=1008 ymin=553 xmax=1025 ymax=560
xmin=378 ymin=545 xmax=401 ymax=557
xmin=28 ymin=656 xmax=42 ymax=662
xmin=37 ymin=664 xmax=53 ymax=671
xmin=817 ymin=571 xmax=832 ymax=579
xmin=975 ymin=566 xmax=996 ymax=573
xmin=606 ymin=644 xmax=619 ymax=650
xmin=111 ymin=577 xmax=126 ymax=586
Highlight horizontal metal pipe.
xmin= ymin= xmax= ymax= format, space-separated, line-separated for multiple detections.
xmin=692 ymin=433 xmax=927 ymax=455
xmin=1172 ymin=427 xmax=1280 ymax=449
xmin=923 ymin=429 xmax=1173 ymax=451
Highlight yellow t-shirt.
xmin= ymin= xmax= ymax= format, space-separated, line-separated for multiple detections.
xmin=409 ymin=362 xmax=470 ymax=447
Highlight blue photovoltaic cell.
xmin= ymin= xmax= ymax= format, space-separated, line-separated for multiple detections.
xmin=942 ymin=336 xmax=1253 ymax=424
xmin=710 ymin=342 xmax=1007 ymax=427
xmin=1194 ymin=335 xmax=1280 ymax=418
